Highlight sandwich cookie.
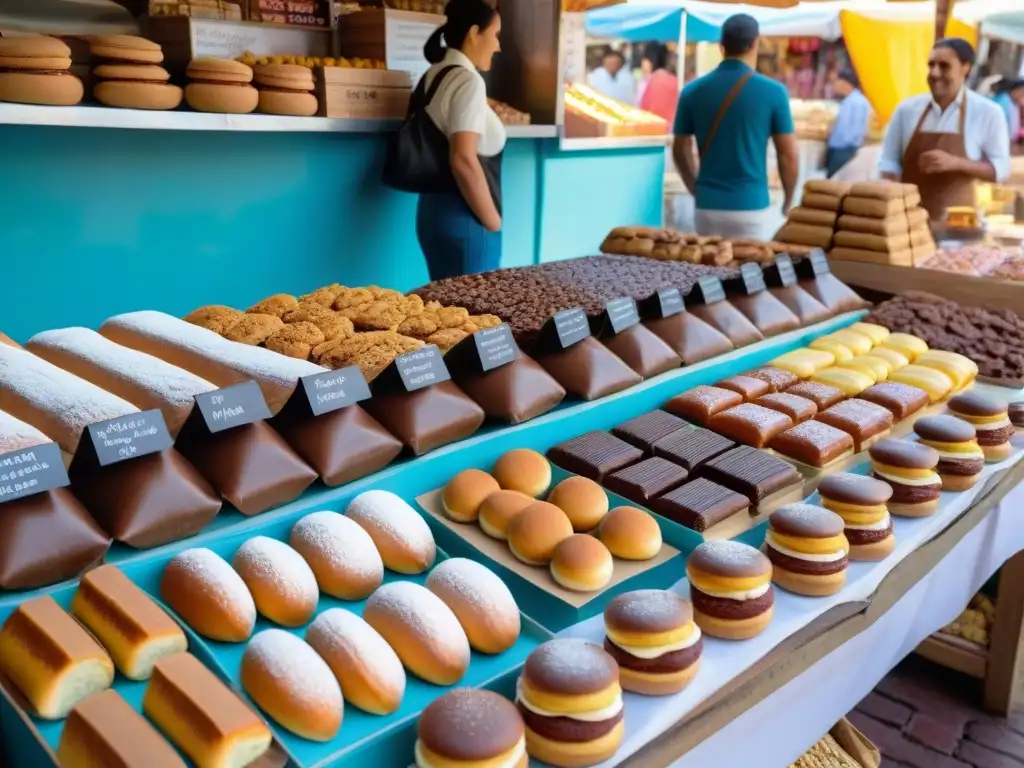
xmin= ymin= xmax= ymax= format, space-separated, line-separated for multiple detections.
xmin=254 ymin=64 xmax=317 ymax=116
xmin=914 ymin=415 xmax=984 ymax=491
xmin=603 ymin=590 xmax=700 ymax=696
xmin=764 ymin=504 xmax=848 ymax=596
xmin=817 ymin=473 xmax=895 ymax=561
xmin=948 ymin=391 xmax=1015 ymax=463
xmin=93 ymin=64 xmax=182 ymax=111
xmin=868 ymin=439 xmax=942 ymax=517
xmin=0 ymin=36 xmax=83 ymax=106
xmin=185 ymin=57 xmax=258 ymax=114
xmin=516 ymin=639 xmax=624 ymax=767
xmin=686 ymin=541 xmax=773 ymax=640
xmin=89 ymin=35 xmax=164 ymax=65
xmin=416 ymin=688 xmax=526 ymax=768
xmin=1011 ymin=402 xmax=1024 ymax=429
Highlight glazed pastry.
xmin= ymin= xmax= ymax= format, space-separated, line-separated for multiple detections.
xmin=880 ymin=332 xmax=928 ymax=362
xmin=708 ymin=403 xmax=793 ymax=449
xmin=915 ymin=349 xmax=978 ymax=392
xmin=427 ymin=558 xmax=521 ymax=654
xmin=161 ymin=548 xmax=256 ymax=643
xmin=755 ymin=392 xmax=818 ymax=424
xmin=686 ymin=541 xmax=773 ymax=640
xmin=491 ymin=449 xmax=551 ymax=497
xmin=764 ymin=504 xmax=848 ymax=596
xmin=345 ymin=490 xmax=436 ymax=574
xmin=888 ymin=364 xmax=954 ymax=404
xmin=783 ymin=380 xmax=846 ymax=411
xmin=948 ymin=391 xmax=1015 ymax=462
xmin=770 ymin=421 xmax=853 ymax=468
xmin=769 ymin=348 xmax=836 ymax=378
xmin=550 ymin=535 xmax=614 ymax=593
xmin=745 ymin=366 xmax=800 ymax=393
xmin=289 ymin=511 xmax=384 ymax=600
xmin=914 ymin=415 xmax=985 ymax=491
xmin=815 ymin=399 xmax=894 ymax=452
xmin=415 ymin=689 xmax=526 ymax=768
xmin=817 ymin=473 xmax=895 ymax=561
xmin=868 ymin=439 xmax=942 ymax=517
xmin=811 ymin=367 xmax=874 ymax=397
xmin=715 ymin=375 xmax=771 ymax=402
xmin=664 ymin=385 xmax=743 ymax=426
xmin=232 ymin=537 xmax=319 ymax=627
xmin=858 ymin=382 xmax=929 ymax=421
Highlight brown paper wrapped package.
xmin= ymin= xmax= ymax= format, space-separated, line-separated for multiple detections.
xmin=913 ymin=243 xmax=938 ymax=265
xmin=788 ymin=207 xmax=837 ymax=227
xmin=910 ymin=227 xmax=933 ymax=247
xmin=837 ymin=214 xmax=908 ymax=237
xmin=802 ymin=192 xmax=841 ymax=211
xmin=775 ymin=223 xmax=834 ymax=248
xmin=833 ymin=231 xmax=911 ymax=253
xmin=842 ymin=196 xmax=904 ymax=218
xmin=903 ymin=184 xmax=922 ymax=208
xmin=849 ymin=182 xmax=905 ymax=200
xmin=907 ymin=207 xmax=929 ymax=227
xmin=830 ymin=246 xmax=913 ymax=267
xmin=804 ymin=179 xmax=851 ymax=197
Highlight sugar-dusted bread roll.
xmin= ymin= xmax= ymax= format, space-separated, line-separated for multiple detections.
xmin=426 ymin=558 xmax=520 ymax=654
xmin=161 ymin=548 xmax=257 ymax=642
xmin=0 ymin=332 xmax=19 ymax=348
xmin=27 ymin=327 xmax=217 ymax=437
xmin=71 ymin=564 xmax=187 ymax=681
xmin=289 ymin=511 xmax=384 ymax=600
xmin=241 ymin=629 xmax=343 ymax=742
xmin=345 ymin=490 xmax=436 ymax=574
xmin=0 ymin=344 xmax=137 ymax=455
xmin=58 ymin=689 xmax=186 ymax=768
xmin=232 ymin=536 xmax=319 ymax=627
xmin=306 ymin=608 xmax=406 ymax=715
xmin=144 ymin=652 xmax=272 ymax=768
xmin=99 ymin=310 xmax=324 ymax=415
xmin=0 ymin=596 xmax=114 ymax=719
xmin=363 ymin=581 xmax=470 ymax=685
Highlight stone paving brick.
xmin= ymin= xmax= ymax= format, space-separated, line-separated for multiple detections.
xmin=848 ymin=712 xmax=972 ymax=768
xmin=958 ymin=742 xmax=1024 ymax=768
xmin=907 ymin=713 xmax=963 ymax=755
xmin=858 ymin=692 xmax=913 ymax=727
xmin=967 ymin=723 xmax=1024 ymax=759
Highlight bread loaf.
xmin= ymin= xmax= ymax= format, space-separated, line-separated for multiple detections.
xmin=0 ymin=333 xmax=18 ymax=348
xmin=802 ymin=192 xmax=841 ymax=212
xmin=804 ymin=180 xmax=851 ymax=197
xmin=787 ymin=207 xmax=837 ymax=227
xmin=850 ymin=182 xmax=905 ymax=200
xmin=0 ymin=408 xmax=51 ymax=456
xmin=27 ymin=327 xmax=216 ymax=437
xmin=0 ymin=344 xmax=137 ymax=456
xmin=100 ymin=310 xmax=324 ymax=415
xmin=775 ymin=223 xmax=834 ymax=248
xmin=842 ymin=197 xmax=904 ymax=218
xmin=829 ymin=247 xmax=913 ymax=267
xmin=837 ymin=214 xmax=909 ymax=237
xmin=833 ymin=231 xmax=911 ymax=253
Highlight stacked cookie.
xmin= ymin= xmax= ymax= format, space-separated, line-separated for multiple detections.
xmin=0 ymin=35 xmax=83 ymax=106
xmin=775 ymin=179 xmax=849 ymax=250
xmin=90 ymin=35 xmax=182 ymax=111
xmin=184 ymin=58 xmax=258 ymax=114
xmin=830 ymin=182 xmax=934 ymax=266
xmin=253 ymin=64 xmax=318 ymax=117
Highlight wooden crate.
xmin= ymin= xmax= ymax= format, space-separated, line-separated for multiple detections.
xmin=315 ymin=66 xmax=411 ymax=119
xmin=336 ymin=8 xmax=442 ymax=82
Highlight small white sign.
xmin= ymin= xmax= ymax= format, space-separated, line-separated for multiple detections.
xmin=385 ymin=16 xmax=442 ymax=85
xmin=190 ymin=19 xmax=329 ymax=59
xmin=561 ymin=12 xmax=586 ymax=85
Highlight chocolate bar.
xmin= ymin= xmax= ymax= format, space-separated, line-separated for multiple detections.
xmin=547 ymin=431 xmax=643 ymax=481
xmin=612 ymin=410 xmax=689 ymax=453
xmin=696 ymin=446 xmax=801 ymax=504
xmin=652 ymin=478 xmax=748 ymax=532
xmin=604 ymin=457 xmax=688 ymax=506
xmin=651 ymin=424 xmax=735 ymax=471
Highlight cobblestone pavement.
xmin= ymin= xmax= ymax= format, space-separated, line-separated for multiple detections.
xmin=850 ymin=656 xmax=1024 ymax=768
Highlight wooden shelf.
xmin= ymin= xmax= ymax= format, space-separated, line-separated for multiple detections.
xmin=916 ymin=632 xmax=988 ymax=679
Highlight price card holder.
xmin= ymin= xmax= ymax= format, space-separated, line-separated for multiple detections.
xmin=597 ymin=297 xmax=641 ymax=337
xmin=273 ymin=365 xmax=372 ymax=426
xmin=446 ymin=324 xmax=520 ymax=377
xmin=692 ymin=276 xmax=726 ymax=306
xmin=796 ymin=248 xmax=831 ymax=279
xmin=70 ymin=409 xmax=174 ymax=477
xmin=535 ymin=308 xmax=591 ymax=354
xmin=739 ymin=262 xmax=768 ymax=295
xmin=765 ymin=254 xmax=798 ymax=288
xmin=639 ymin=287 xmax=686 ymax=320
xmin=371 ymin=345 xmax=451 ymax=396
xmin=177 ymin=381 xmax=273 ymax=449
xmin=0 ymin=442 xmax=69 ymax=505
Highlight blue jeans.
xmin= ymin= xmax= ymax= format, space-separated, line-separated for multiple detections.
xmin=416 ymin=192 xmax=501 ymax=281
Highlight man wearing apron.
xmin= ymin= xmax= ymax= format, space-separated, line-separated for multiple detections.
xmin=878 ymin=38 xmax=1010 ymax=221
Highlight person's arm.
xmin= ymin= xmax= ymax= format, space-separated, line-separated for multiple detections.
xmin=446 ymin=79 xmax=501 ymax=231
xmin=878 ymin=102 xmax=906 ymax=180
xmin=671 ymin=88 xmax=698 ymax=195
xmin=770 ymin=85 xmax=799 ymax=214
xmin=919 ymin=101 xmax=1010 ymax=182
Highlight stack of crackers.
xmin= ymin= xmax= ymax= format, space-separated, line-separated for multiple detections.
xmin=830 ymin=182 xmax=935 ymax=266
xmin=600 ymin=227 xmax=813 ymax=266
xmin=775 ymin=179 xmax=849 ymax=250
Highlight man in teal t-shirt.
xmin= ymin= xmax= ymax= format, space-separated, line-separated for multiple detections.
xmin=672 ymin=14 xmax=799 ymax=240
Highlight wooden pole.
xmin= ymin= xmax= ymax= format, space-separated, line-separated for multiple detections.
xmin=935 ymin=0 xmax=952 ymax=41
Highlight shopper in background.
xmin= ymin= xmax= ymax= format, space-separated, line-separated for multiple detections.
xmin=635 ymin=50 xmax=654 ymax=106
xmin=639 ymin=43 xmax=679 ymax=123
xmin=414 ymin=0 xmax=504 ymax=280
xmin=992 ymin=78 xmax=1024 ymax=144
xmin=672 ymin=14 xmax=799 ymax=239
xmin=588 ymin=47 xmax=635 ymax=105
xmin=826 ymin=69 xmax=870 ymax=178
xmin=879 ymin=38 xmax=1009 ymax=220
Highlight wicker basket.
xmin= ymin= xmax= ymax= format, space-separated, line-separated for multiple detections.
xmin=790 ymin=719 xmax=881 ymax=768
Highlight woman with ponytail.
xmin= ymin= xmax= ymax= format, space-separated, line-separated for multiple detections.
xmin=401 ymin=0 xmax=504 ymax=280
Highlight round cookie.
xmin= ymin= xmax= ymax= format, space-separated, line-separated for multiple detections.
xmin=817 ymin=473 xmax=895 ymax=561
xmin=478 ymin=489 xmax=533 ymax=540
xmin=914 ymin=415 xmax=984 ymax=492
xmin=948 ymin=390 xmax=1015 ymax=463
xmin=89 ymin=34 xmax=164 ymax=64
xmin=442 ymin=469 xmax=500 ymax=523
xmin=232 ymin=536 xmax=319 ymax=627
xmin=416 ymin=689 xmax=526 ymax=768
xmin=550 ymin=535 xmax=613 ymax=593
xmin=92 ymin=64 xmax=182 ymax=110
xmin=868 ymin=439 xmax=942 ymax=517
xmin=492 ymin=449 xmax=551 ymax=497
xmin=686 ymin=540 xmax=774 ymax=640
xmin=547 ymin=476 xmax=609 ymax=532
xmin=507 ymin=502 xmax=573 ymax=566
xmin=764 ymin=504 xmax=848 ymax=596
xmin=426 ymin=558 xmax=521 ymax=654
xmin=289 ymin=510 xmax=384 ymax=600
xmin=598 ymin=506 xmax=662 ymax=560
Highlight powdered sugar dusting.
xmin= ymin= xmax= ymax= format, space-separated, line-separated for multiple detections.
xmin=721 ymin=403 xmax=789 ymax=428
xmin=695 ymin=540 xmax=765 ymax=567
xmin=426 ymin=558 xmax=519 ymax=617
xmin=686 ymin=386 xmax=738 ymax=408
xmin=291 ymin=511 xmax=384 ymax=580
xmin=244 ymin=629 xmax=342 ymax=706
xmin=772 ymin=502 xmax=843 ymax=529
xmin=0 ymin=410 xmax=50 ymax=455
xmin=366 ymin=582 xmax=469 ymax=660
xmin=345 ymin=490 xmax=435 ymax=552
xmin=233 ymin=536 xmax=319 ymax=605
xmin=168 ymin=548 xmax=256 ymax=627
xmin=609 ymin=589 xmax=687 ymax=625
xmin=0 ymin=344 xmax=137 ymax=453
xmin=306 ymin=608 xmax=405 ymax=693
xmin=526 ymin=638 xmax=613 ymax=679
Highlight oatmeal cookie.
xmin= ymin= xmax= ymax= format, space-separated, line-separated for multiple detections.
xmin=352 ymin=299 xmax=408 ymax=331
xmin=397 ymin=313 xmax=440 ymax=339
xmin=264 ymin=321 xmax=325 ymax=360
xmin=223 ymin=313 xmax=285 ymax=345
xmin=333 ymin=287 xmax=375 ymax=310
xmin=247 ymin=293 xmax=299 ymax=318
xmin=437 ymin=306 xmax=470 ymax=329
xmin=425 ymin=328 xmax=469 ymax=352
xmin=183 ymin=305 xmax=242 ymax=334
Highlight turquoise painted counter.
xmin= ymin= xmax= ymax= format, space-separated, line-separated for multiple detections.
xmin=0 ymin=106 xmax=665 ymax=341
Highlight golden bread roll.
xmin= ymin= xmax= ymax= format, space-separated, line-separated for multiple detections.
xmin=492 ymin=449 xmax=551 ymax=497
xmin=769 ymin=348 xmax=836 ymax=379
xmin=442 ymin=468 xmax=500 ymax=523
xmin=478 ymin=489 xmax=533 ymax=540
xmin=232 ymin=536 xmax=319 ymax=627
xmin=364 ymin=581 xmax=470 ymax=685
xmin=241 ymin=629 xmax=343 ymax=742
xmin=345 ymin=490 xmax=436 ymax=574
xmin=144 ymin=652 xmax=272 ymax=768
xmin=161 ymin=548 xmax=256 ymax=642
xmin=71 ymin=564 xmax=187 ymax=680
xmin=550 ymin=535 xmax=614 ymax=592
xmin=289 ymin=511 xmax=384 ymax=600
xmin=598 ymin=506 xmax=662 ymax=560
xmin=546 ymin=476 xmax=609 ymax=532
xmin=0 ymin=596 xmax=114 ymax=719
xmin=426 ymin=558 xmax=521 ymax=654
xmin=306 ymin=608 xmax=406 ymax=715
xmin=58 ymin=689 xmax=186 ymax=768
xmin=507 ymin=501 xmax=573 ymax=565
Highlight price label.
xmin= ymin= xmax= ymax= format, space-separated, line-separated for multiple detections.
xmin=809 ymin=248 xmax=831 ymax=276
xmin=83 ymin=409 xmax=173 ymax=467
xmin=395 ymin=345 xmax=451 ymax=392
xmin=775 ymin=254 xmax=797 ymax=287
xmin=194 ymin=381 xmax=272 ymax=434
xmin=473 ymin=324 xmax=519 ymax=372
xmin=604 ymin=298 xmax=640 ymax=335
xmin=551 ymin=308 xmax=591 ymax=349
xmin=740 ymin=263 xmax=767 ymax=295
xmin=696 ymin=276 xmax=726 ymax=305
xmin=0 ymin=442 xmax=68 ymax=503
xmin=657 ymin=287 xmax=685 ymax=318
xmin=300 ymin=366 xmax=371 ymax=417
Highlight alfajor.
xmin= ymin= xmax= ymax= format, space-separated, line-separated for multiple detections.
xmin=184 ymin=58 xmax=258 ymax=114
xmin=516 ymin=639 xmax=624 ymax=768
xmin=89 ymin=35 xmax=164 ymax=65
xmin=686 ymin=541 xmax=773 ymax=640
xmin=914 ymin=415 xmax=984 ymax=492
xmin=603 ymin=590 xmax=700 ymax=696
xmin=868 ymin=438 xmax=942 ymax=517
xmin=0 ymin=36 xmax=83 ymax=106
xmin=254 ymin=64 xmax=318 ymax=116
xmin=416 ymin=688 xmax=527 ymax=768
xmin=948 ymin=391 xmax=1015 ymax=463
xmin=93 ymin=64 xmax=182 ymax=111
xmin=764 ymin=504 xmax=848 ymax=596
xmin=915 ymin=349 xmax=978 ymax=393
xmin=817 ymin=473 xmax=895 ymax=561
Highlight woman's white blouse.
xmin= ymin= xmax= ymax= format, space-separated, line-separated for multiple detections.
xmin=423 ymin=48 xmax=507 ymax=158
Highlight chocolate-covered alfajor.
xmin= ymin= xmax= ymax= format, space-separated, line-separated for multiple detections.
xmin=416 ymin=688 xmax=527 ymax=768
xmin=603 ymin=590 xmax=701 ymax=696
xmin=948 ymin=391 xmax=1015 ymax=463
xmin=764 ymin=504 xmax=848 ymax=596
xmin=868 ymin=439 xmax=942 ymax=517
xmin=913 ymin=415 xmax=984 ymax=492
xmin=686 ymin=541 xmax=773 ymax=641
xmin=516 ymin=639 xmax=624 ymax=768
xmin=817 ymin=473 xmax=895 ymax=561
xmin=1011 ymin=402 xmax=1024 ymax=429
